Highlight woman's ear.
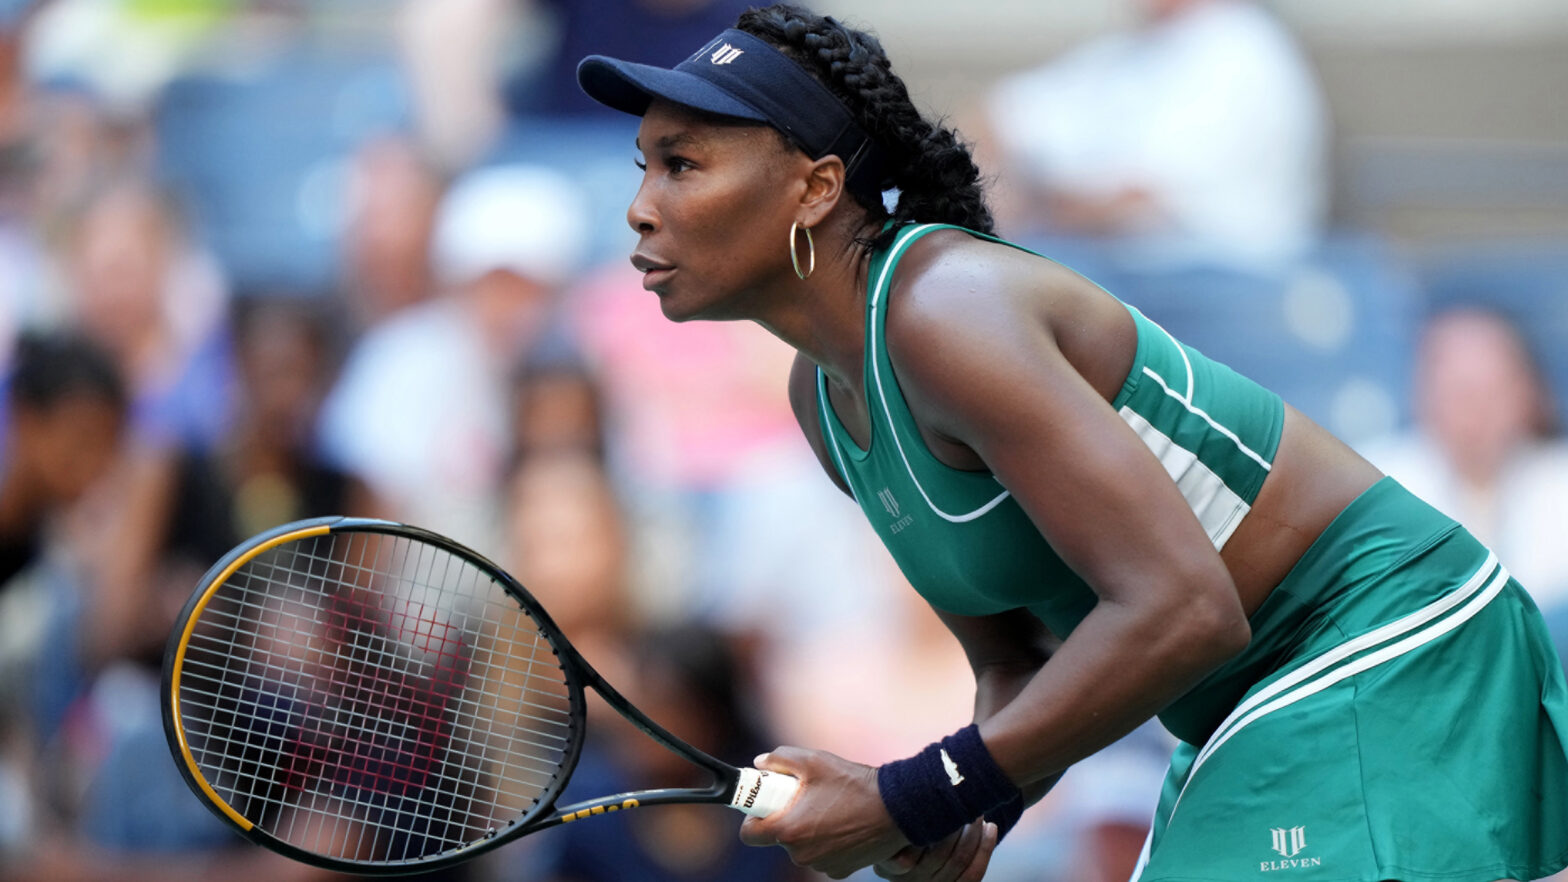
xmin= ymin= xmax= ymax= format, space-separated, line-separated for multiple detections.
xmin=798 ymin=155 xmax=847 ymax=227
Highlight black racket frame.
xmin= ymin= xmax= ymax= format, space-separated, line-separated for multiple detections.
xmin=162 ymin=516 xmax=749 ymax=875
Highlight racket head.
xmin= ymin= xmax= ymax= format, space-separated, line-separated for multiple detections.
xmin=161 ymin=516 xmax=588 ymax=874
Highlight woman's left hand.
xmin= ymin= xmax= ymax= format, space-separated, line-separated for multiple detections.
xmin=738 ymin=746 xmax=911 ymax=878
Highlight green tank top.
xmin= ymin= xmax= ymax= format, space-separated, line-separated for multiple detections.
xmin=816 ymin=223 xmax=1285 ymax=643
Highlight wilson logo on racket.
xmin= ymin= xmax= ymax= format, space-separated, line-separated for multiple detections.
xmin=738 ymin=770 xmax=772 ymax=810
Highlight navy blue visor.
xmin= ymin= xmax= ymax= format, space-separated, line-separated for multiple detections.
xmin=578 ymin=29 xmax=889 ymax=193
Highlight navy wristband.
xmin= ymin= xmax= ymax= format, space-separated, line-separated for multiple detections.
xmin=984 ymin=791 xmax=1025 ymax=841
xmin=876 ymin=724 xmax=1022 ymax=847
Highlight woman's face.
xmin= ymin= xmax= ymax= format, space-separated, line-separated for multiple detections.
xmin=627 ymin=101 xmax=808 ymax=322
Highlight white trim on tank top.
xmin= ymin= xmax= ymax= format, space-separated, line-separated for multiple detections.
xmin=869 ymin=224 xmax=1014 ymax=523
xmin=867 ymin=225 xmax=1273 ymax=525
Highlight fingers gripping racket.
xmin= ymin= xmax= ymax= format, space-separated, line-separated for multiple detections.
xmin=161 ymin=516 xmax=798 ymax=875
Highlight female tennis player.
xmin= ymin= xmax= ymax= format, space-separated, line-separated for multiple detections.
xmin=576 ymin=5 xmax=1568 ymax=880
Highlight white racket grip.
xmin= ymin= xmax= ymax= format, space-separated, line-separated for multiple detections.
xmin=730 ymin=767 xmax=800 ymax=817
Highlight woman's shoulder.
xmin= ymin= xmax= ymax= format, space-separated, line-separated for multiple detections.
xmin=879 ymin=226 xmax=1140 ymax=429
xmin=883 ymin=226 xmax=1105 ymax=348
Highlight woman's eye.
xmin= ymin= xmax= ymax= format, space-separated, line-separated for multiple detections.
xmin=633 ymin=156 xmax=690 ymax=174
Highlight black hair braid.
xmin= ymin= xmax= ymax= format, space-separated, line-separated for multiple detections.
xmin=736 ymin=5 xmax=994 ymax=248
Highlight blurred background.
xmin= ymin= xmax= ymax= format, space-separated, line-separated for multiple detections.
xmin=0 ymin=1 xmax=1564 ymax=880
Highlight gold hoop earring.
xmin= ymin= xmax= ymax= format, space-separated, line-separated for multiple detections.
xmin=789 ymin=221 xmax=815 ymax=281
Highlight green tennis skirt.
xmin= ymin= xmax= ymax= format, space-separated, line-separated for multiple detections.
xmin=1135 ymin=477 xmax=1568 ymax=882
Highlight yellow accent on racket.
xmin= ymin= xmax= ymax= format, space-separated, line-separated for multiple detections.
xmin=167 ymin=523 xmax=332 ymax=831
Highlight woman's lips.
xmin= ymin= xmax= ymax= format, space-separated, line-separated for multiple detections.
xmin=631 ymin=253 xmax=675 ymax=290
xmin=641 ymin=267 xmax=675 ymax=290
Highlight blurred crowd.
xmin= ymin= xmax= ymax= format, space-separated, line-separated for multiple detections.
xmin=0 ymin=1 xmax=1563 ymax=881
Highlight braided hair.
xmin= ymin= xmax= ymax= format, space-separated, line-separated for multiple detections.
xmin=736 ymin=4 xmax=994 ymax=250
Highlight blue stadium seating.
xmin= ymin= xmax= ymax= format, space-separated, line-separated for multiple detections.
xmin=154 ymin=48 xmax=410 ymax=293
xmin=1022 ymin=232 xmax=1421 ymax=445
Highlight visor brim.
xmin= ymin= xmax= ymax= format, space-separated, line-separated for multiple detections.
xmin=576 ymin=56 xmax=769 ymax=123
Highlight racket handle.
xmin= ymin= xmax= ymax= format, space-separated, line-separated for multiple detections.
xmin=730 ymin=767 xmax=800 ymax=817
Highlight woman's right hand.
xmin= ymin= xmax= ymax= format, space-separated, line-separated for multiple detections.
xmin=873 ymin=821 xmax=999 ymax=881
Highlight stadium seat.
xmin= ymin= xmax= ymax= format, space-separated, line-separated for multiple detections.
xmin=154 ymin=49 xmax=411 ymax=293
xmin=1104 ymin=231 xmax=1420 ymax=444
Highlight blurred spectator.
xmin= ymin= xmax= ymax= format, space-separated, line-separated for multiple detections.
xmin=50 ymin=172 xmax=231 ymax=668
xmin=504 ymin=0 xmax=755 ymax=117
xmin=763 ymin=566 xmax=975 ymax=769
xmin=0 ymin=2 xmax=34 ymax=150
xmin=504 ymin=448 xmax=632 ymax=675
xmin=0 ymin=329 xmax=125 ymax=593
xmin=981 ymin=0 xmax=1328 ymax=272
xmin=0 ymin=327 xmax=119 ymax=793
xmin=148 ymin=295 xmax=377 ymax=656
xmin=520 ymin=623 xmax=801 ymax=882
xmin=396 ymin=0 xmax=514 ymax=168
xmin=206 ymin=296 xmax=366 ymax=536
xmin=1053 ymin=720 xmax=1174 ymax=882
xmin=760 ymin=570 xmax=1085 ymax=882
xmin=0 ymin=3 xmax=49 ymax=364
xmin=0 ymin=14 xmax=153 ymax=369
xmin=0 ymin=329 xmax=261 ymax=881
xmin=564 ymin=263 xmax=889 ymax=634
xmin=339 ymin=135 xmax=445 ymax=329
xmin=512 ymin=338 xmax=608 ymax=464
xmin=397 ymin=0 xmax=756 ymax=162
xmin=0 ymin=339 xmax=389 ymax=882
xmin=27 ymin=93 xmax=153 ymax=241
xmin=24 ymin=0 xmax=232 ymax=118
xmin=1362 ymin=306 xmax=1568 ymax=617
xmin=16 ymin=296 xmax=357 ymax=726
xmin=57 ymin=173 xmax=230 ymax=451
xmin=496 ymin=451 xmax=798 ymax=881
xmin=318 ymin=163 xmax=590 ymax=554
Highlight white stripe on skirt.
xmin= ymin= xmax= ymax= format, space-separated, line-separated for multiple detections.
xmin=1132 ymin=552 xmax=1508 ymax=878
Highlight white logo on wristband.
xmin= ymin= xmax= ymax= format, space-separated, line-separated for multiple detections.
xmin=940 ymin=749 xmax=965 ymax=786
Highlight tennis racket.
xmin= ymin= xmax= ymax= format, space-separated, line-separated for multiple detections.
xmin=161 ymin=516 xmax=798 ymax=875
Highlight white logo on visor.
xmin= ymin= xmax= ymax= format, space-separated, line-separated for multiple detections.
xmin=710 ymin=44 xmax=744 ymax=65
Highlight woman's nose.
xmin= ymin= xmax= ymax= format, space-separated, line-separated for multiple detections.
xmin=626 ymin=181 xmax=658 ymax=234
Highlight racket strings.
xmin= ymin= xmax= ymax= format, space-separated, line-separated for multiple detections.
xmin=176 ymin=531 xmax=579 ymax=864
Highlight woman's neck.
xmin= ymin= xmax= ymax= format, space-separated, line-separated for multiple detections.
xmin=748 ymin=215 xmax=877 ymax=393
